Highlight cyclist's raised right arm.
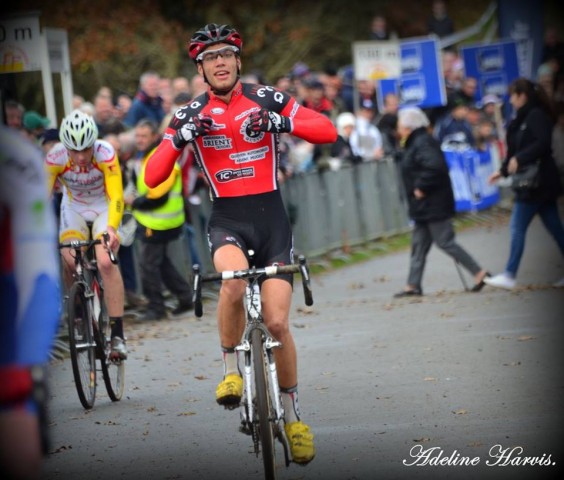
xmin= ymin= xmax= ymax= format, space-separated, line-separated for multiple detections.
xmin=144 ymin=133 xmax=181 ymax=189
xmin=145 ymin=102 xmax=205 ymax=188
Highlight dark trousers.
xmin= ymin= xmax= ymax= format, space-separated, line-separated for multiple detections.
xmin=119 ymin=244 xmax=137 ymax=292
xmin=407 ymin=218 xmax=482 ymax=289
xmin=506 ymin=199 xmax=564 ymax=276
xmin=138 ymin=239 xmax=192 ymax=314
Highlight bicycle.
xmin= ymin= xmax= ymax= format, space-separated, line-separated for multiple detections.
xmin=192 ymin=253 xmax=313 ymax=480
xmin=59 ymin=232 xmax=125 ymax=409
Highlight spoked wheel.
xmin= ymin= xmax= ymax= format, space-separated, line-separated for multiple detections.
xmin=251 ymin=328 xmax=277 ymax=480
xmin=94 ymin=286 xmax=124 ymax=401
xmin=66 ymin=282 xmax=96 ymax=409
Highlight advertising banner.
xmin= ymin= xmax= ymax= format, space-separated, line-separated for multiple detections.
xmin=460 ymin=40 xmax=520 ymax=104
xmin=0 ymin=13 xmax=42 ymax=73
xmin=497 ymin=0 xmax=544 ymax=80
xmin=352 ymin=41 xmax=401 ymax=81
xmin=444 ymin=148 xmax=500 ymax=212
xmin=376 ymin=36 xmax=447 ymax=110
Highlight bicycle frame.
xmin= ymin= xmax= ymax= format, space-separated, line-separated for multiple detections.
xmin=59 ymin=233 xmax=122 ymax=408
xmin=192 ymin=254 xmax=313 ymax=474
xmin=236 ymin=279 xmax=286 ymax=451
xmin=64 ymin=238 xmax=107 ymax=335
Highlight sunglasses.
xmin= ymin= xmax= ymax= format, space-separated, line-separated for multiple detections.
xmin=197 ymin=45 xmax=239 ymax=63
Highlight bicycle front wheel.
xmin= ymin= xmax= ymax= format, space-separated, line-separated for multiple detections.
xmin=95 ymin=284 xmax=124 ymax=401
xmin=252 ymin=328 xmax=277 ymax=480
xmin=66 ymin=282 xmax=96 ymax=409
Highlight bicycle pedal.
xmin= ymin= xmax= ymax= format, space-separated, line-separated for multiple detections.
xmin=239 ymin=423 xmax=252 ymax=436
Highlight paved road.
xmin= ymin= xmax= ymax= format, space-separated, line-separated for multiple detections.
xmin=41 ymin=210 xmax=564 ymax=480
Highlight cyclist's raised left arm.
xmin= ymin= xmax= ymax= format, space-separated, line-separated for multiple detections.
xmin=283 ymin=101 xmax=337 ymax=145
xmin=251 ymin=86 xmax=337 ymax=145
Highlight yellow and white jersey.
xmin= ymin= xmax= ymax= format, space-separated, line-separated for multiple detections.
xmin=45 ymin=140 xmax=123 ymax=230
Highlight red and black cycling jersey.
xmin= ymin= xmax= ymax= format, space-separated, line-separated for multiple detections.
xmin=146 ymin=81 xmax=337 ymax=197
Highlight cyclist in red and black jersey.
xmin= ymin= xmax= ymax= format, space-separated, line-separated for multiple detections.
xmin=146 ymin=23 xmax=337 ymax=465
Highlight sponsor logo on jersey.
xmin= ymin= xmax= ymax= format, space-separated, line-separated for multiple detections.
xmin=215 ymin=167 xmax=255 ymax=182
xmin=46 ymin=146 xmax=68 ymax=165
xmin=289 ymin=101 xmax=299 ymax=118
xmin=224 ymin=235 xmax=242 ymax=248
xmin=230 ymin=146 xmax=269 ymax=164
xmin=211 ymin=107 xmax=225 ymax=115
xmin=240 ymin=118 xmax=264 ymax=143
xmin=202 ymin=136 xmax=233 ymax=150
xmin=235 ymin=107 xmax=258 ymax=122
xmin=96 ymin=142 xmax=113 ymax=159
xmin=210 ymin=122 xmax=225 ymax=131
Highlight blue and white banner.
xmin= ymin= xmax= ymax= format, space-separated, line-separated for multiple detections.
xmin=460 ymin=40 xmax=520 ymax=104
xmin=377 ymin=36 xmax=447 ymax=110
xmin=444 ymin=148 xmax=500 ymax=212
xmin=497 ymin=0 xmax=544 ymax=80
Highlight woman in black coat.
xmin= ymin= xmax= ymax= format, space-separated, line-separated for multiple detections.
xmin=486 ymin=78 xmax=564 ymax=289
xmin=394 ymin=107 xmax=489 ymax=297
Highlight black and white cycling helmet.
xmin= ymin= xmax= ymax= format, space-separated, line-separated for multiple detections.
xmin=60 ymin=109 xmax=98 ymax=150
xmin=188 ymin=23 xmax=243 ymax=63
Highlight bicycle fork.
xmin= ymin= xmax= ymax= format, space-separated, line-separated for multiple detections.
xmin=237 ymin=283 xmax=285 ymax=443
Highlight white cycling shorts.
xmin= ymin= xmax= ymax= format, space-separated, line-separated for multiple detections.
xmin=59 ymin=196 xmax=111 ymax=241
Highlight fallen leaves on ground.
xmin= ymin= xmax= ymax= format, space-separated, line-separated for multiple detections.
xmin=51 ymin=445 xmax=73 ymax=453
xmin=452 ymin=409 xmax=468 ymax=415
xmin=517 ymin=335 xmax=535 ymax=341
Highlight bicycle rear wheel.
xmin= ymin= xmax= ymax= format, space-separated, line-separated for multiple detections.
xmin=66 ymin=282 xmax=96 ymax=409
xmin=252 ymin=328 xmax=277 ymax=480
xmin=94 ymin=281 xmax=124 ymax=401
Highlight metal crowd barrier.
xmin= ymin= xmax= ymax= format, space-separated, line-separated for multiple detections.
xmin=178 ymin=156 xmax=410 ymax=274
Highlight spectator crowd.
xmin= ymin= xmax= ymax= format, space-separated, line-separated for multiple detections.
xmin=3 ymin=5 xmax=564 ymax=314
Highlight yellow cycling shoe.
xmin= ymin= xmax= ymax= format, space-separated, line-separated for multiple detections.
xmin=284 ymin=421 xmax=316 ymax=464
xmin=216 ymin=374 xmax=243 ymax=406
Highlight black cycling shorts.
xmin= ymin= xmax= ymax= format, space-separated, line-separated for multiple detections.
xmin=207 ymin=191 xmax=295 ymax=285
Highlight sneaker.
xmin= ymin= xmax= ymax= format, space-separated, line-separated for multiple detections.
xmin=216 ymin=374 xmax=243 ymax=406
xmin=170 ymin=300 xmax=193 ymax=317
xmin=137 ymin=309 xmax=167 ymax=322
xmin=393 ymin=288 xmax=422 ymax=298
xmin=484 ymin=273 xmax=516 ymax=290
xmin=110 ymin=336 xmax=127 ymax=360
xmin=284 ymin=421 xmax=315 ymax=464
xmin=125 ymin=290 xmax=148 ymax=309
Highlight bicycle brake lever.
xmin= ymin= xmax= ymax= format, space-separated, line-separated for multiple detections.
xmin=192 ymin=264 xmax=203 ymax=317
xmin=102 ymin=232 xmax=118 ymax=265
xmin=298 ymin=255 xmax=313 ymax=306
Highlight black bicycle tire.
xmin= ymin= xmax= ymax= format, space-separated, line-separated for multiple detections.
xmin=252 ymin=328 xmax=277 ymax=480
xmin=66 ymin=282 xmax=96 ymax=409
xmin=94 ymin=278 xmax=124 ymax=401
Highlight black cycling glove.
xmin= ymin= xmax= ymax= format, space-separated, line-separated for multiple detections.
xmin=246 ymin=108 xmax=293 ymax=136
xmin=172 ymin=114 xmax=213 ymax=149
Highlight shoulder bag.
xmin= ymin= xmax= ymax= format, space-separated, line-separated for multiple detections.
xmin=511 ymin=161 xmax=541 ymax=192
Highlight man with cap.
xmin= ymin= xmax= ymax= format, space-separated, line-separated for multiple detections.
xmin=22 ymin=111 xmax=51 ymax=144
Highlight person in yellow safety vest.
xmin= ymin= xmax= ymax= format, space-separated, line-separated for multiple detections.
xmin=129 ymin=119 xmax=193 ymax=321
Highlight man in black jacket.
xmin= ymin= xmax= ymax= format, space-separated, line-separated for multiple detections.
xmin=394 ymin=107 xmax=489 ymax=297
